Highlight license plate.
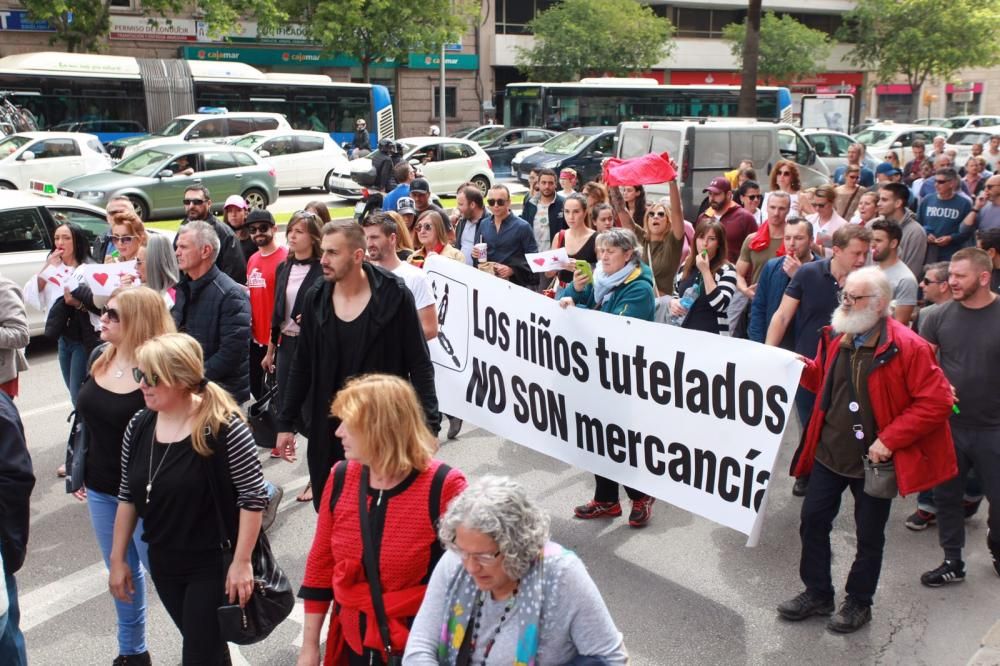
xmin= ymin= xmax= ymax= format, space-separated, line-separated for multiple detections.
xmin=57 ymin=188 xmax=74 ymax=197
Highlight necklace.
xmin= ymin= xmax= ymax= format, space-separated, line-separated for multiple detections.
xmin=469 ymin=583 xmax=519 ymax=664
xmin=146 ymin=416 xmax=187 ymax=500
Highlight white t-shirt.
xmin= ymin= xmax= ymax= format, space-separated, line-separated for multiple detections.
xmin=392 ymin=261 xmax=436 ymax=310
xmin=881 ymin=259 xmax=919 ymax=307
xmin=532 ymin=201 xmax=552 ymax=252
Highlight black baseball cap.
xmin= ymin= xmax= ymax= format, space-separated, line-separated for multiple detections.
xmin=247 ymin=209 xmax=276 ymax=226
xmin=410 ymin=178 xmax=431 ymax=193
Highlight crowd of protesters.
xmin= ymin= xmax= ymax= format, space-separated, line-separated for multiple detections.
xmin=0 ymin=127 xmax=998 ymax=665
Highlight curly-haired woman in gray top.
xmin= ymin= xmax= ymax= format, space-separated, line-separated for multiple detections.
xmin=403 ymin=476 xmax=627 ymax=665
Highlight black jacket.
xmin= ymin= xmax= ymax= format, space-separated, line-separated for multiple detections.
xmin=371 ymin=150 xmax=394 ymax=192
xmin=176 ymin=215 xmax=247 ymax=285
xmin=270 ymin=258 xmax=323 ymax=346
xmin=521 ymin=194 xmax=566 ymax=244
xmin=276 ymin=263 xmax=440 ymax=440
xmin=172 ymin=265 xmax=251 ymax=403
xmin=0 ymin=392 xmax=35 ymax=574
xmin=351 ymin=128 xmax=371 ymax=151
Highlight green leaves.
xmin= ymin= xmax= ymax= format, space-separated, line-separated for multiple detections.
xmin=515 ymin=0 xmax=674 ymax=82
xmin=722 ymin=12 xmax=832 ymax=85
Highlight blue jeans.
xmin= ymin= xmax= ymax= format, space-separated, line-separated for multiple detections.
xmin=0 ymin=546 xmax=26 ymax=666
xmin=87 ymin=488 xmax=150 ymax=656
xmin=57 ymin=337 xmax=89 ymax=407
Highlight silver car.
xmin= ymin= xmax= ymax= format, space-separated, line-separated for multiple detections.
xmin=56 ymin=143 xmax=279 ymax=221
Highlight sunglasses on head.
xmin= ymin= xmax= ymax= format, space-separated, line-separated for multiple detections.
xmin=100 ymin=306 xmax=120 ymax=323
xmin=182 ymin=198 xmax=205 ymax=206
xmin=487 ymin=198 xmax=508 ymax=206
xmin=293 ymin=210 xmax=318 ymax=220
xmin=132 ymin=367 xmax=159 ymax=387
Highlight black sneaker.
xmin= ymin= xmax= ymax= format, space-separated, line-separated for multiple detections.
xmin=827 ymin=599 xmax=872 ymax=633
xmin=446 ymin=416 xmax=463 ymax=440
xmin=792 ymin=476 xmax=809 ymax=497
xmin=113 ymin=652 xmax=151 ymax=666
xmin=920 ymin=559 xmax=966 ymax=587
xmin=628 ymin=497 xmax=655 ymax=528
xmin=573 ymin=500 xmax=622 ymax=519
xmin=777 ymin=590 xmax=835 ymax=621
xmin=904 ymin=509 xmax=936 ymax=531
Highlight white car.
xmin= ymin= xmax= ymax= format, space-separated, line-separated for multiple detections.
xmin=231 ymin=130 xmax=349 ymax=190
xmin=108 ymin=111 xmax=291 ymax=160
xmin=803 ymin=129 xmax=880 ymax=175
xmin=327 ymin=136 xmax=494 ymax=199
xmin=853 ymin=123 xmax=950 ymax=164
xmin=0 ymin=132 xmax=112 ymax=191
xmin=941 ymin=115 xmax=1000 ymax=130
xmin=944 ymin=129 xmax=999 ymax=166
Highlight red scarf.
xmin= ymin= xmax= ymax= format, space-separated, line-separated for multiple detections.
xmin=747 ymin=222 xmax=786 ymax=256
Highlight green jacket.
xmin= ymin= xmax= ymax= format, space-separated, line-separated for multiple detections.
xmin=559 ymin=262 xmax=656 ymax=322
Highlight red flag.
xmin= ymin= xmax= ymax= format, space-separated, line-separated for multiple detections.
xmin=602 ymin=151 xmax=677 ymax=187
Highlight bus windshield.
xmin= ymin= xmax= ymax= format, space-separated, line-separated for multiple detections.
xmin=113 ymin=149 xmax=171 ymax=176
xmin=151 ymin=118 xmax=193 ymax=137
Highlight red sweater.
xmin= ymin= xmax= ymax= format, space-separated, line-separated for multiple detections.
xmin=300 ymin=459 xmax=466 ymax=662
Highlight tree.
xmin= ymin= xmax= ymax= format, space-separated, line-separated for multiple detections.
xmin=306 ymin=0 xmax=477 ymax=82
xmin=737 ymin=0 xmax=761 ymax=118
xmin=515 ymin=0 xmax=674 ymax=82
xmin=841 ymin=0 xmax=1000 ymax=114
xmin=723 ymin=11 xmax=833 ymax=86
xmin=23 ymin=0 xmax=287 ymax=53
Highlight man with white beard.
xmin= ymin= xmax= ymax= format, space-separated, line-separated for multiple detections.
xmin=778 ymin=267 xmax=957 ymax=634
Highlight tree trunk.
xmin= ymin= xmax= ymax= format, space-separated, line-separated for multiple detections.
xmin=362 ymin=57 xmax=371 ymax=84
xmin=910 ymin=79 xmax=925 ymax=122
xmin=738 ymin=0 xmax=762 ymax=118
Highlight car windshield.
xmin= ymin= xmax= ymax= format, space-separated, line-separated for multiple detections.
xmin=0 ymin=134 xmax=33 ymax=157
xmin=151 ymin=118 xmax=193 ymax=137
xmin=942 ymin=117 xmax=970 ymax=129
xmin=949 ymin=131 xmax=992 ymax=145
xmin=853 ymin=129 xmax=894 ymax=146
xmin=113 ymin=149 xmax=171 ymax=176
xmin=474 ymin=127 xmax=509 ymax=145
xmin=541 ymin=131 xmax=591 ymax=155
xmin=233 ymin=135 xmax=266 ymax=148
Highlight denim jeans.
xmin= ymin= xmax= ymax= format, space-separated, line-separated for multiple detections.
xmin=87 ymin=488 xmax=150 ymax=656
xmin=57 ymin=337 xmax=89 ymax=407
xmin=0 ymin=545 xmax=26 ymax=666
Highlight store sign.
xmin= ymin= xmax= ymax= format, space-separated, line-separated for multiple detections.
xmin=181 ymin=45 xmax=388 ymax=68
xmin=110 ymin=16 xmax=198 ymax=41
xmin=0 ymin=10 xmax=56 ymax=31
xmin=407 ymin=53 xmax=479 ymax=70
xmin=196 ymin=20 xmax=314 ymax=44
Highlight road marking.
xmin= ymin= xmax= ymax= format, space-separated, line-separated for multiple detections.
xmin=20 ymin=401 xmax=72 ymax=419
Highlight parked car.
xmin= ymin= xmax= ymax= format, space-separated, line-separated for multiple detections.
xmin=327 ymin=136 xmax=494 ymax=200
xmin=232 ymin=129 xmax=350 ymax=191
xmin=803 ymin=129 xmax=880 ymax=175
xmin=941 ymin=115 xmax=1000 ymax=130
xmin=476 ymin=127 xmax=556 ymax=177
xmin=853 ymin=123 xmax=950 ymax=164
xmin=0 ymin=132 xmax=112 ymax=191
xmin=512 ymin=127 xmax=615 ymax=187
xmin=48 ymin=120 xmax=147 ymax=145
xmin=944 ymin=129 xmax=999 ymax=166
xmin=106 ymin=111 xmax=290 ymax=160
xmin=56 ymin=143 xmax=278 ymax=221
xmin=451 ymin=124 xmax=504 ymax=141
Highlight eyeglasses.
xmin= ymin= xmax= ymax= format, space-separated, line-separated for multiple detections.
xmin=449 ymin=544 xmax=502 ymax=565
xmin=416 ymin=223 xmax=435 ymax=232
xmin=248 ymin=223 xmax=272 ymax=234
xmin=837 ymin=292 xmax=877 ymax=305
xmin=111 ymin=234 xmax=135 ymax=244
xmin=745 ymin=194 xmax=762 ymax=200
xmin=100 ymin=306 xmax=120 ymax=323
xmin=921 ymin=277 xmax=945 ymax=285
xmin=182 ymin=198 xmax=205 ymax=206
xmin=648 ymin=211 xmax=666 ymax=218
xmin=487 ymin=198 xmax=508 ymax=206
xmin=132 ymin=367 xmax=160 ymax=387
xmin=777 ymin=170 xmax=792 ymax=176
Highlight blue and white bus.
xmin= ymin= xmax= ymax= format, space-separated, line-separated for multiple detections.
xmin=0 ymin=52 xmax=394 ymax=146
xmin=505 ymin=79 xmax=793 ymax=130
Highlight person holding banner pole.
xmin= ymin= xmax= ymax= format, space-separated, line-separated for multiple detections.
xmin=778 ymin=267 xmax=956 ymax=634
xmin=558 ymin=228 xmax=658 ymax=527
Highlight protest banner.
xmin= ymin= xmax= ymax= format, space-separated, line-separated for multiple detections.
xmin=75 ymin=261 xmax=138 ymax=297
xmin=425 ymin=256 xmax=803 ymax=545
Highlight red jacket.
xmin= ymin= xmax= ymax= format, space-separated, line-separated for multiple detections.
xmin=791 ymin=317 xmax=957 ymax=495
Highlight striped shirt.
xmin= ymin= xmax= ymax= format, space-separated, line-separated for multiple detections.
xmin=672 ymin=262 xmax=738 ymax=336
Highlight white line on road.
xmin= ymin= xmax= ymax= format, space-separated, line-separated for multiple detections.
xmin=20 ymin=401 xmax=72 ymax=419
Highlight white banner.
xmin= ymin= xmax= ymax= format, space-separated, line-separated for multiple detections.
xmin=425 ymin=257 xmax=803 ymax=545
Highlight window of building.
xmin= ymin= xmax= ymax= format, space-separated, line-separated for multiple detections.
xmin=945 ymin=93 xmax=982 ymax=117
xmin=432 ymin=85 xmax=457 ymax=119
xmin=109 ymin=0 xmax=133 ymax=8
xmin=497 ymin=0 xmax=560 ymax=35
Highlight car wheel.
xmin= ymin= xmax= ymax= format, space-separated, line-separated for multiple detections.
xmin=325 ymin=170 xmax=337 ymax=193
xmin=127 ymin=195 xmax=149 ymax=221
xmin=243 ymin=188 xmax=268 ymax=210
xmin=471 ymin=175 xmax=490 ymax=195
xmin=0 ymin=181 xmax=15 ymax=190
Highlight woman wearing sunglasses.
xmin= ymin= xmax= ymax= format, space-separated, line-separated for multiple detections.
xmin=105 ymin=211 xmax=147 ymax=264
xmin=297 ymin=374 xmax=467 ymax=666
xmin=407 ymin=209 xmax=464 ymax=268
xmin=765 ymin=160 xmax=809 ymax=217
xmin=738 ymin=180 xmax=764 ymax=226
xmin=74 ymin=286 xmax=175 ymax=666
xmin=110 ymin=333 xmax=268 ymax=665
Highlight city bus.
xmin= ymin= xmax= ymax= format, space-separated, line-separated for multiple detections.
xmin=0 ymin=51 xmax=394 ymax=145
xmin=504 ymin=79 xmax=793 ymax=130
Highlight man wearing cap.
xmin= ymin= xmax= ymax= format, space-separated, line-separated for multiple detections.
xmin=698 ymin=176 xmax=758 ymax=264
xmin=874 ymin=162 xmax=903 ymax=186
xmin=177 ymin=185 xmax=246 ymax=285
xmin=396 ymin=197 xmax=417 ymax=234
xmin=245 ymin=209 xmax=287 ymax=400
xmin=410 ymin=177 xmax=453 ymax=239
xmin=383 ymin=162 xmax=414 ymax=215
xmin=833 ymin=144 xmax=875 ymax=187
xmin=223 ymin=194 xmax=258 ymax=263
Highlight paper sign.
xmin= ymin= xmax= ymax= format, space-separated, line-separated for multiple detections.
xmin=525 ymin=247 xmax=571 ymax=273
xmin=76 ymin=261 xmax=138 ymax=297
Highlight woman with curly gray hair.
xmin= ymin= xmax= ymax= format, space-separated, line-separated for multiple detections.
xmin=403 ymin=476 xmax=627 ymax=665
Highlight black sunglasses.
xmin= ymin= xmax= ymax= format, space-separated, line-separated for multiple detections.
xmin=248 ymin=223 xmax=272 ymax=234
xmin=745 ymin=194 xmax=763 ymax=200
xmin=487 ymin=198 xmax=508 ymax=206
xmin=182 ymin=198 xmax=205 ymax=206
xmin=100 ymin=306 xmax=120 ymax=323
xmin=132 ymin=367 xmax=160 ymax=387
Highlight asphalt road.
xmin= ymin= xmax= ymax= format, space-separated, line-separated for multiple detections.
xmin=14 ymin=332 xmax=999 ymax=665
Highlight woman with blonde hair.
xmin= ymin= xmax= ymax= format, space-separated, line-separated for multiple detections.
xmin=297 ymin=374 xmax=467 ymax=666
xmin=109 ymin=333 xmax=268 ymax=665
xmin=105 ymin=211 xmax=148 ymax=263
xmin=74 ymin=286 xmax=174 ymax=666
xmin=386 ymin=211 xmax=415 ymax=257
xmin=583 ymin=181 xmax=609 ymax=217
xmin=407 ymin=209 xmax=464 ymax=268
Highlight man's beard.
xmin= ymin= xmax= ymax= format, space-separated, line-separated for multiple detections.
xmin=708 ymin=199 xmax=723 ymax=211
xmin=830 ymin=301 xmax=882 ymax=335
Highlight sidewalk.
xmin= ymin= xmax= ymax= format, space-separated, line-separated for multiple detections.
xmin=968 ymin=619 xmax=1000 ymax=665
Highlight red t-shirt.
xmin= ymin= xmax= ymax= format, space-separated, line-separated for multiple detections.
xmin=246 ymin=246 xmax=288 ymax=345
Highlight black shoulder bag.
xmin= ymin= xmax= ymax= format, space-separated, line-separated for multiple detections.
xmin=358 ymin=466 xmax=404 ymax=666
xmin=64 ymin=343 xmax=110 ymax=493
xmin=204 ymin=423 xmax=295 ymax=644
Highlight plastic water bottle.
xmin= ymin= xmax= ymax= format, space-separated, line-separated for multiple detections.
xmin=669 ymin=281 xmax=701 ymax=326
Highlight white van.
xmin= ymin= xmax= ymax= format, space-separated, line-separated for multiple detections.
xmin=615 ymin=120 xmax=831 ymax=221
